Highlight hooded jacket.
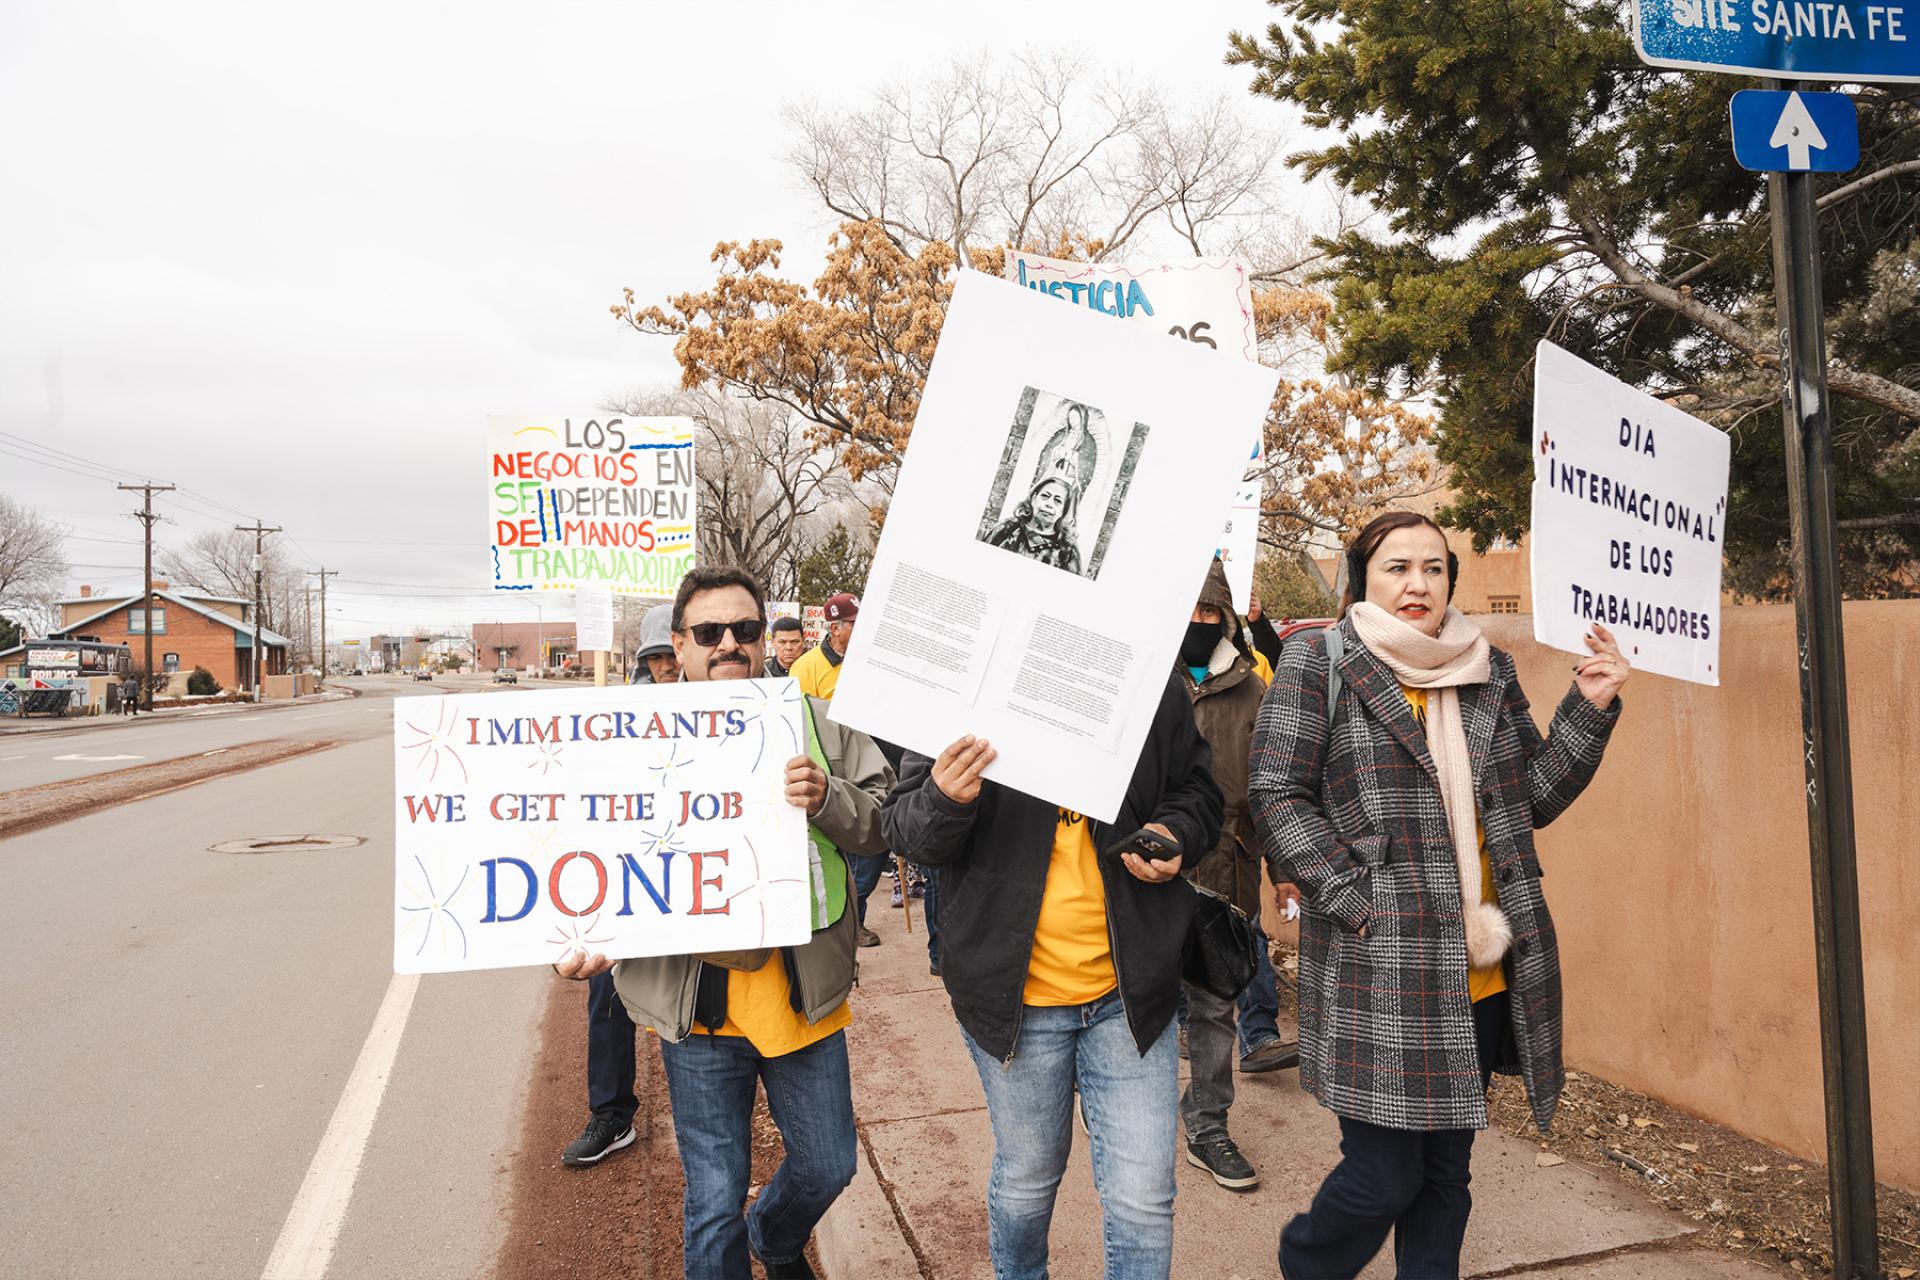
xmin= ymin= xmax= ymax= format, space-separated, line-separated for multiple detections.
xmin=1180 ymin=559 xmax=1266 ymax=917
xmin=882 ymin=673 xmax=1223 ymax=1060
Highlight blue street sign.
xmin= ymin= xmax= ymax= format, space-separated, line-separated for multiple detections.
xmin=1730 ymin=90 xmax=1861 ymax=171
xmin=1635 ymin=0 xmax=1920 ymax=83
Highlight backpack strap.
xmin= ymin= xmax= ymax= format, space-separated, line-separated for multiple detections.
xmin=1323 ymin=624 xmax=1345 ymax=731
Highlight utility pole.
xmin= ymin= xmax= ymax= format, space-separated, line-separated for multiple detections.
xmin=234 ymin=521 xmax=281 ymax=702
xmin=309 ymin=567 xmax=338 ymax=687
xmin=116 ymin=481 xmax=175 ymax=711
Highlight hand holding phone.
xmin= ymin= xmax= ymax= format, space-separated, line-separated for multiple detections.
xmin=1114 ymin=823 xmax=1183 ymax=883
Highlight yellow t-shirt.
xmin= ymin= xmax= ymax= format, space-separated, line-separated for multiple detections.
xmin=710 ymin=951 xmax=852 ymax=1056
xmin=1400 ymin=686 xmax=1508 ymax=1003
xmin=789 ymin=645 xmax=840 ymax=701
xmin=1023 ymin=809 xmax=1119 ymax=1006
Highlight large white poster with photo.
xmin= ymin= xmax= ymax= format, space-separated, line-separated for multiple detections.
xmin=1006 ymin=251 xmax=1264 ymax=611
xmin=830 ymin=270 xmax=1281 ymax=821
xmin=1531 ymin=340 xmax=1730 ymax=686
xmin=391 ymin=680 xmax=811 ymax=973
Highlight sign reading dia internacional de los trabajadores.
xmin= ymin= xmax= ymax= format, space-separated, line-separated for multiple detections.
xmin=487 ymin=415 xmax=697 ymax=596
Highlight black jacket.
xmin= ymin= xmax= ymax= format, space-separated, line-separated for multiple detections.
xmin=882 ymin=673 xmax=1223 ymax=1060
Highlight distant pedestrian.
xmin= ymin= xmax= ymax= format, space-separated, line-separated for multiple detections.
xmin=121 ymin=674 xmax=139 ymax=716
xmin=764 ymin=615 xmax=804 ymax=678
xmin=884 ymin=678 xmax=1222 ymax=1280
xmin=1251 ymin=511 xmax=1627 ymax=1280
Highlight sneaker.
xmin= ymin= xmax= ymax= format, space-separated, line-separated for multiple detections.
xmin=761 ymin=1256 xmax=816 ymax=1279
xmin=907 ymin=882 xmax=925 ymax=900
xmin=857 ymin=925 xmax=881 ymax=948
xmin=929 ymin=960 xmax=942 ymax=977
xmin=1186 ymin=1133 xmax=1259 ymax=1191
xmin=1238 ymin=1039 xmax=1301 ymax=1074
xmin=562 ymin=1114 xmax=635 ymax=1167
xmin=890 ymin=882 xmax=904 ymax=908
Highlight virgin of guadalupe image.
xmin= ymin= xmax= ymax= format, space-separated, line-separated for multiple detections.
xmin=985 ymin=462 xmax=1083 ymax=574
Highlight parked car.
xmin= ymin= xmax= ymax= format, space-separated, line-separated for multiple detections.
xmin=413 ymin=670 xmax=433 ymax=682
xmin=492 ymin=669 xmax=518 ymax=684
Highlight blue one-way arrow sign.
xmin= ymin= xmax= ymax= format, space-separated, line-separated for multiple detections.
xmin=1636 ymin=0 xmax=1920 ymax=83
xmin=1730 ymin=90 xmax=1861 ymax=172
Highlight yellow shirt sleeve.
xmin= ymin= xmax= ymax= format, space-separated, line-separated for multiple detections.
xmin=1399 ymin=686 xmax=1507 ymax=1003
xmin=791 ymin=647 xmax=839 ymax=701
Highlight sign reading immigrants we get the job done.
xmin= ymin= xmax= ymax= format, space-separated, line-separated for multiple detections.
xmin=1531 ymin=341 xmax=1730 ymax=686
xmin=488 ymin=414 xmax=698 ymax=597
xmin=392 ymin=680 xmax=811 ymax=974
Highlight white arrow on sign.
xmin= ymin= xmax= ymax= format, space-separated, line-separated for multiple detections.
xmin=1769 ymin=92 xmax=1827 ymax=170
xmin=52 ymin=753 xmax=144 ymax=762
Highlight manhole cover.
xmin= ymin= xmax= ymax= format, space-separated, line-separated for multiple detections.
xmin=209 ymin=834 xmax=366 ymax=854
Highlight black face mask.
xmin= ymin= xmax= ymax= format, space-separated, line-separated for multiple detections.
xmin=1180 ymin=619 xmax=1222 ymax=667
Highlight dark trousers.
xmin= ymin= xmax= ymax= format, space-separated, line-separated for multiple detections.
xmin=922 ymin=865 xmax=941 ymax=967
xmin=1280 ymin=992 xmax=1510 ymax=1280
xmin=850 ymin=852 xmax=888 ymax=925
xmin=586 ymin=971 xmax=637 ymax=1125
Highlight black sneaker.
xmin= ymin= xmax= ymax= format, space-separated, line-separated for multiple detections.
xmin=1238 ymin=1039 xmax=1301 ymax=1074
xmin=1186 ymin=1133 xmax=1259 ymax=1191
xmin=561 ymin=1114 xmax=635 ymax=1167
xmin=761 ymin=1255 xmax=816 ymax=1279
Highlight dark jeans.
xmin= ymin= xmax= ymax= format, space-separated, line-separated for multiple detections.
xmin=922 ymin=865 xmax=941 ymax=967
xmin=1279 ymin=992 xmax=1510 ymax=1280
xmin=658 ymin=1029 xmax=858 ymax=1277
xmin=850 ymin=852 xmax=888 ymax=925
xmin=586 ymin=971 xmax=636 ymax=1125
xmin=1236 ymin=924 xmax=1284 ymax=1054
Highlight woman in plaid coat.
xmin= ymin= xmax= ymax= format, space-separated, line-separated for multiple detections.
xmin=1250 ymin=512 xmax=1627 ymax=1279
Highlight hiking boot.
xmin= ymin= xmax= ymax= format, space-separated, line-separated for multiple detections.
xmin=1238 ymin=1039 xmax=1301 ymax=1074
xmin=857 ymin=925 xmax=881 ymax=948
xmin=1186 ymin=1133 xmax=1259 ymax=1191
xmin=761 ymin=1255 xmax=816 ymax=1279
xmin=561 ymin=1114 xmax=635 ymax=1167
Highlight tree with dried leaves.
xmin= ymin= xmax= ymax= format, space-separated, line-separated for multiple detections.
xmin=0 ymin=494 xmax=69 ymax=635
xmin=607 ymin=388 xmax=865 ymax=600
xmin=158 ymin=529 xmax=301 ymax=635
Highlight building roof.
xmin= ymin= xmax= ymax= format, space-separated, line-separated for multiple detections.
xmin=53 ymin=588 xmax=252 ymax=607
xmin=50 ymin=589 xmax=293 ymax=649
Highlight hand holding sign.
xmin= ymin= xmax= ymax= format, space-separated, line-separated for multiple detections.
xmin=1574 ymin=623 xmax=1631 ymax=711
xmin=785 ymin=756 xmax=828 ymax=817
xmin=931 ymin=735 xmax=997 ymax=805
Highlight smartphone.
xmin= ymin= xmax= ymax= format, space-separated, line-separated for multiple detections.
xmin=1111 ymin=826 xmax=1182 ymax=864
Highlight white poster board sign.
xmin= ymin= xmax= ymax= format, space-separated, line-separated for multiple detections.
xmin=574 ymin=585 xmax=614 ymax=653
xmin=1007 ymin=250 xmax=1264 ymax=611
xmin=830 ymin=270 xmax=1281 ymax=821
xmin=1531 ymin=340 xmax=1730 ymax=686
xmin=392 ymin=680 xmax=811 ymax=974
xmin=487 ymin=414 xmax=698 ymax=597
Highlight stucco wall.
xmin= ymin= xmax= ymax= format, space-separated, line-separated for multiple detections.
xmin=1479 ymin=603 xmax=1918 ymax=1191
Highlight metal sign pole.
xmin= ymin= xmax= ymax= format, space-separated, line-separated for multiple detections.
xmin=1765 ymin=80 xmax=1879 ymax=1280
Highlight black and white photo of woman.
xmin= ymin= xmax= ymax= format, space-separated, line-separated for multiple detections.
xmin=984 ymin=470 xmax=1082 ymax=574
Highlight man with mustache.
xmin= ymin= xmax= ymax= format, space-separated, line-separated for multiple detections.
xmin=555 ymin=566 xmax=894 ymax=1279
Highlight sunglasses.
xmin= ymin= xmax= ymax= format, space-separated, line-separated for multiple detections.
xmin=683 ymin=617 xmax=766 ymax=647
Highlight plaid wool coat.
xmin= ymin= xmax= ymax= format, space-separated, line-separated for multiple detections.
xmin=1248 ymin=618 xmax=1621 ymax=1133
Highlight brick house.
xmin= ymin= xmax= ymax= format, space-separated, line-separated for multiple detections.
xmin=471 ymin=621 xmax=578 ymax=673
xmin=45 ymin=582 xmax=291 ymax=692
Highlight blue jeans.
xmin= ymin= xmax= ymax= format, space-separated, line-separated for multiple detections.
xmin=850 ymin=852 xmax=888 ymax=924
xmin=1236 ymin=925 xmax=1284 ymax=1055
xmin=962 ymin=995 xmax=1179 ymax=1280
xmin=657 ymin=1029 xmax=858 ymax=1278
xmin=586 ymin=971 xmax=636 ymax=1124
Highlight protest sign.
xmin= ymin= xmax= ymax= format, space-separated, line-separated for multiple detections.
xmin=392 ymin=679 xmax=812 ymax=974
xmin=574 ymin=586 xmax=613 ymax=654
xmin=1006 ymin=250 xmax=1264 ymax=610
xmin=1531 ymin=340 xmax=1730 ymax=686
xmin=487 ymin=415 xmax=697 ymax=597
xmin=831 ymin=270 xmax=1281 ymax=821
xmin=802 ymin=606 xmax=826 ymax=649
xmin=767 ymin=601 xmax=800 ymax=625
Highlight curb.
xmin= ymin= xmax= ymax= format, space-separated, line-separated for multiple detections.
xmin=816 ymin=1129 xmax=923 ymax=1279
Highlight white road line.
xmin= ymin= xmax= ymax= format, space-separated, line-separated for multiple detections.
xmin=0 ymin=754 xmax=25 ymax=762
xmin=259 ymin=972 xmax=420 ymax=1280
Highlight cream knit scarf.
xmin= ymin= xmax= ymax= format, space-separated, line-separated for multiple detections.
xmin=1347 ymin=602 xmax=1511 ymax=968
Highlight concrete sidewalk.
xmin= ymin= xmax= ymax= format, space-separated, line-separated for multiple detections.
xmin=817 ymin=890 xmax=1779 ymax=1280
xmin=0 ymin=686 xmax=357 ymax=736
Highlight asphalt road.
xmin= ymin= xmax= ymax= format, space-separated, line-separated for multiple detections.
xmin=0 ymin=673 xmax=581 ymax=791
xmin=0 ymin=689 xmax=556 ymax=1280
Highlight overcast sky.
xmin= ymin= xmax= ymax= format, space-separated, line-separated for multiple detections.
xmin=1 ymin=1 xmax=1299 ymax=638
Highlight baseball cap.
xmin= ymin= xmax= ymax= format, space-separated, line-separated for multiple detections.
xmin=824 ymin=592 xmax=860 ymax=621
